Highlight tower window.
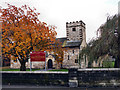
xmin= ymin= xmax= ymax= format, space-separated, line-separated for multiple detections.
xmin=75 ymin=59 xmax=78 ymax=63
xmin=68 ymin=55 xmax=69 ymax=60
xmin=72 ymin=28 xmax=76 ymax=31
xmin=73 ymin=50 xmax=74 ymax=54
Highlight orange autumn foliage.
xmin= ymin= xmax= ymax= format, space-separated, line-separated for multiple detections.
xmin=1 ymin=4 xmax=57 ymax=70
xmin=50 ymin=39 xmax=67 ymax=65
xmin=53 ymin=40 xmax=64 ymax=64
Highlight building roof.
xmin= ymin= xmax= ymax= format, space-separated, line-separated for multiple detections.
xmin=64 ymin=40 xmax=82 ymax=48
xmin=56 ymin=37 xmax=68 ymax=44
xmin=54 ymin=37 xmax=82 ymax=48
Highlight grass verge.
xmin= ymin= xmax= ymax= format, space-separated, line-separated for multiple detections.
xmin=48 ymin=69 xmax=68 ymax=72
xmin=2 ymin=68 xmax=68 ymax=72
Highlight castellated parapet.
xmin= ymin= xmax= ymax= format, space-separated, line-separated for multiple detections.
xmin=66 ymin=20 xmax=86 ymax=42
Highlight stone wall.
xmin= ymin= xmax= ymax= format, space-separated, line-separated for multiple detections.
xmin=2 ymin=68 xmax=120 ymax=87
xmin=92 ymin=54 xmax=115 ymax=67
xmin=10 ymin=58 xmax=46 ymax=69
xmin=80 ymin=55 xmax=88 ymax=68
xmin=77 ymin=68 xmax=120 ymax=87
xmin=2 ymin=71 xmax=68 ymax=86
xmin=63 ymin=48 xmax=80 ymax=68
xmin=10 ymin=53 xmax=56 ymax=69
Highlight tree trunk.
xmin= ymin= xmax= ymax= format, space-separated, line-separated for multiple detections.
xmin=20 ymin=61 xmax=26 ymax=71
xmin=60 ymin=63 xmax=63 ymax=69
xmin=114 ymin=56 xmax=120 ymax=68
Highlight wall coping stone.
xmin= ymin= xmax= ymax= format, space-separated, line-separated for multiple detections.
xmin=69 ymin=66 xmax=80 ymax=69
xmin=78 ymin=68 xmax=120 ymax=71
xmin=1 ymin=71 xmax=68 ymax=74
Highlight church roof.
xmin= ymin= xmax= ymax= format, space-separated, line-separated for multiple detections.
xmin=56 ymin=37 xmax=68 ymax=44
xmin=56 ymin=37 xmax=82 ymax=48
xmin=64 ymin=40 xmax=82 ymax=48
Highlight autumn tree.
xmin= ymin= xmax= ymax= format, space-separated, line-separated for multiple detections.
xmin=1 ymin=4 xmax=57 ymax=71
xmin=54 ymin=39 xmax=64 ymax=69
xmin=47 ymin=39 xmax=65 ymax=69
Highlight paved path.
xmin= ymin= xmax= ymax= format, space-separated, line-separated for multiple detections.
xmin=0 ymin=66 xmax=10 ymax=70
xmin=2 ymin=85 xmax=120 ymax=90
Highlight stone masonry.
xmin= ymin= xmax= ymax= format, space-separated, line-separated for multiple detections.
xmin=63 ymin=21 xmax=87 ymax=68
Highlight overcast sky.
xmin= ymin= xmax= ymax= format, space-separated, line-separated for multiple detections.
xmin=1 ymin=0 xmax=119 ymax=43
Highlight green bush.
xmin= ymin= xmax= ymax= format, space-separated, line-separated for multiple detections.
xmin=102 ymin=61 xmax=115 ymax=68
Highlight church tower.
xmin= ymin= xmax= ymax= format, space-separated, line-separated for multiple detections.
xmin=66 ymin=20 xmax=86 ymax=44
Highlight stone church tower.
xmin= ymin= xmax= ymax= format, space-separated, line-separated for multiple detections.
xmin=62 ymin=20 xmax=87 ymax=68
xmin=66 ymin=21 xmax=86 ymax=42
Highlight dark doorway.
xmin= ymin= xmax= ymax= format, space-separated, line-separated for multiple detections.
xmin=48 ymin=59 xmax=53 ymax=69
